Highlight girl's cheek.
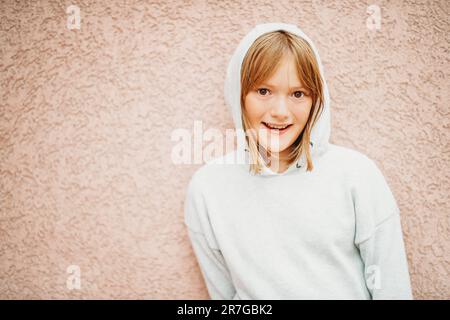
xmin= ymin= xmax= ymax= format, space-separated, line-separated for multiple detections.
xmin=295 ymin=100 xmax=313 ymax=116
xmin=247 ymin=103 xmax=268 ymax=119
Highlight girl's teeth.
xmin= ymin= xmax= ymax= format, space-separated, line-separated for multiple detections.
xmin=264 ymin=122 xmax=289 ymax=129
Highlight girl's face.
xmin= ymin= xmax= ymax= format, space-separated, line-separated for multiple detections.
xmin=244 ymin=53 xmax=313 ymax=160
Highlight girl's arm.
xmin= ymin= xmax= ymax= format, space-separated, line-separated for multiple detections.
xmin=186 ymin=227 xmax=237 ymax=299
xmin=356 ymin=211 xmax=413 ymax=299
xmin=353 ymin=157 xmax=413 ymax=300
xmin=184 ymin=172 xmax=237 ymax=300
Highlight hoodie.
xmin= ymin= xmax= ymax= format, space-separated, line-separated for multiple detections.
xmin=184 ymin=22 xmax=413 ymax=300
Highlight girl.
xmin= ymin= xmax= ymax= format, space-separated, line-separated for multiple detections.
xmin=184 ymin=22 xmax=413 ymax=299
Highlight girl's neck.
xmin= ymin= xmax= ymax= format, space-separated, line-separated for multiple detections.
xmin=266 ymin=152 xmax=291 ymax=174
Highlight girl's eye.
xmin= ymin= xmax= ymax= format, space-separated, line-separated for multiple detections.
xmin=293 ymin=91 xmax=306 ymax=99
xmin=257 ymin=88 xmax=307 ymax=99
xmin=257 ymin=88 xmax=270 ymax=96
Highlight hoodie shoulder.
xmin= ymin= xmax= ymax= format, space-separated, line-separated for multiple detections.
xmin=327 ymin=143 xmax=375 ymax=168
xmin=324 ymin=143 xmax=388 ymax=187
xmin=187 ymin=150 xmax=242 ymax=189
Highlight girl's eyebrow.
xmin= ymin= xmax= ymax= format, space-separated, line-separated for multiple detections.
xmin=260 ymin=82 xmax=307 ymax=90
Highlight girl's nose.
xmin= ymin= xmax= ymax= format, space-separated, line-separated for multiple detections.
xmin=270 ymin=96 xmax=289 ymax=118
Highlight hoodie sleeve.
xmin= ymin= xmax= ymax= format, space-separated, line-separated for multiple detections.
xmin=184 ymin=172 xmax=237 ymax=300
xmin=352 ymin=157 xmax=413 ymax=300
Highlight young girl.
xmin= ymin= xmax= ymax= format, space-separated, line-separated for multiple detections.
xmin=184 ymin=22 xmax=413 ymax=300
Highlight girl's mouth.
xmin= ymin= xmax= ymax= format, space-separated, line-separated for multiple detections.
xmin=261 ymin=122 xmax=293 ymax=135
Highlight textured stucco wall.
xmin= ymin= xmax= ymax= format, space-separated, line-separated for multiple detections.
xmin=0 ymin=0 xmax=448 ymax=299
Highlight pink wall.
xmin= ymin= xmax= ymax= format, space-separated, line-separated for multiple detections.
xmin=0 ymin=0 xmax=448 ymax=299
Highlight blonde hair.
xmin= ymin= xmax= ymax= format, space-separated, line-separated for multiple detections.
xmin=240 ymin=30 xmax=325 ymax=174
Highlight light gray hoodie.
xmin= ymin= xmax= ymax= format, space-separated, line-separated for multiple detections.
xmin=184 ymin=22 xmax=413 ymax=300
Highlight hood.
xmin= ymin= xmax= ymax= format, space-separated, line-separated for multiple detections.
xmin=223 ymin=22 xmax=331 ymax=176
